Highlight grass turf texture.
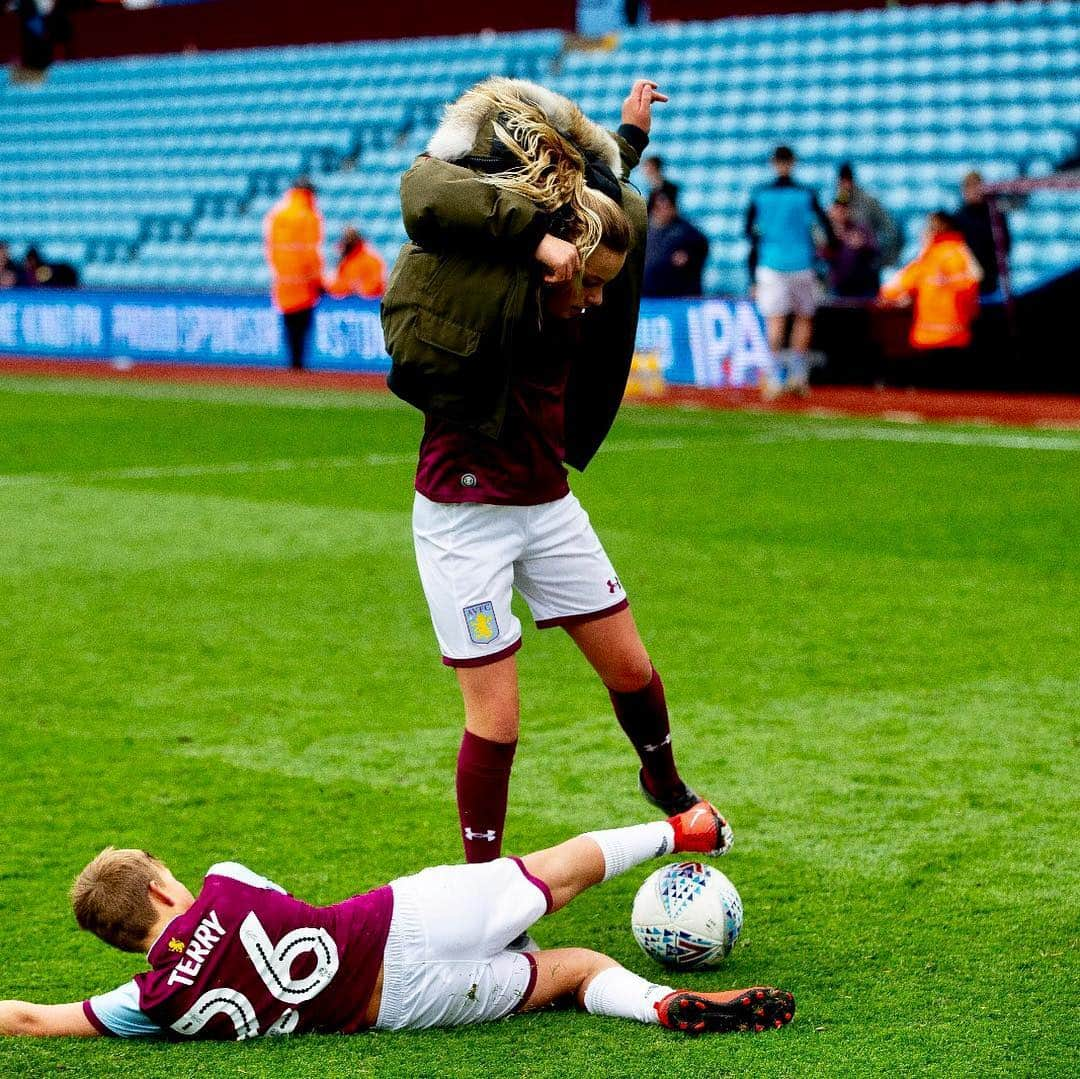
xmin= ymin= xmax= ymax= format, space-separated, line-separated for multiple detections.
xmin=0 ymin=375 xmax=1077 ymax=1078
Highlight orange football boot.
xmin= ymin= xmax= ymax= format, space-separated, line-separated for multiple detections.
xmin=655 ymin=986 xmax=795 ymax=1035
xmin=668 ymin=800 xmax=734 ymax=857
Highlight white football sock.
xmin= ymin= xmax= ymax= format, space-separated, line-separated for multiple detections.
xmin=583 ymin=966 xmax=672 ymax=1024
xmin=582 ymin=821 xmax=674 ymax=882
xmin=788 ymin=351 xmax=809 ymax=384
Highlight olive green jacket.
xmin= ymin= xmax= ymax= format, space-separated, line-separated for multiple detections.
xmin=381 ymin=117 xmax=648 ymax=471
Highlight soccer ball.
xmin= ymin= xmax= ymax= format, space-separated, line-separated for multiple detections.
xmin=631 ymin=861 xmax=743 ymax=969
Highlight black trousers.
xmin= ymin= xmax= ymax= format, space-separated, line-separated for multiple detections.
xmin=885 ymin=346 xmax=973 ymax=390
xmin=282 ymin=307 xmax=315 ymax=370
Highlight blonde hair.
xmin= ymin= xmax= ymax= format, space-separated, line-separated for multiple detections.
xmin=71 ymin=847 xmax=163 ymax=953
xmin=463 ymin=84 xmax=631 ymax=261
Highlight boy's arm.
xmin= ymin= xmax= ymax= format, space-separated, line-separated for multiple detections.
xmin=401 ymin=156 xmax=579 ymax=281
xmin=880 ymin=257 xmax=920 ymax=302
xmin=400 ymin=156 xmax=551 ymax=256
xmin=615 ymin=79 xmax=665 ymax=178
xmin=0 ymin=1000 xmax=99 ymax=1037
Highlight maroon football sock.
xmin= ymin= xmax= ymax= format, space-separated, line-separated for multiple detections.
xmin=608 ymin=667 xmax=683 ymax=797
xmin=456 ymin=729 xmax=517 ymax=863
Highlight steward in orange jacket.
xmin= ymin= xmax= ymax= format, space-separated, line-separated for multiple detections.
xmin=879 ymin=212 xmax=982 ymax=349
xmin=327 ymin=227 xmax=387 ymax=299
xmin=265 ymin=183 xmax=325 ymax=315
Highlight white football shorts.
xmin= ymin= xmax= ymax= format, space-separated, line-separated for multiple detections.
xmin=754 ymin=266 xmax=822 ymax=318
xmin=374 ymin=857 xmax=552 ymax=1030
xmin=412 ymin=490 xmax=628 ymax=667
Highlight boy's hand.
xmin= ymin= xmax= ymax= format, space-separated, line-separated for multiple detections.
xmin=621 ymin=80 xmax=668 ymax=135
xmin=535 ymin=234 xmax=581 ymax=284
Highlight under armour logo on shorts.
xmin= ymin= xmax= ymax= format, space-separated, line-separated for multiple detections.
xmin=464 ymin=828 xmax=497 ymax=842
xmin=607 ymin=576 xmax=621 ymax=594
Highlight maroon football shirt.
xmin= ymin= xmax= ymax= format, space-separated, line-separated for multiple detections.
xmin=83 ymin=864 xmax=393 ymax=1040
xmin=414 ymin=323 xmax=574 ymax=506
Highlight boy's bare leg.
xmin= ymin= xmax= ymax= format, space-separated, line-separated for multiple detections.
xmin=521 ymin=802 xmax=730 ymax=913
xmin=518 ymin=948 xmax=619 ymax=1012
xmin=518 ymin=948 xmax=796 ymax=1034
xmin=520 ymin=838 xmax=605 ymax=912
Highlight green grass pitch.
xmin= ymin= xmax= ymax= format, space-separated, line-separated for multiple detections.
xmin=0 ymin=375 xmax=1077 ymax=1078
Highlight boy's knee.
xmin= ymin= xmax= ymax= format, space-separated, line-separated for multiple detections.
xmin=573 ymin=951 xmax=620 ymax=1007
xmin=607 ymin=661 xmax=654 ymax=695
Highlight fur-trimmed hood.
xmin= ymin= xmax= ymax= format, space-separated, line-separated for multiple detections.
xmin=426 ymin=77 xmax=622 ymax=174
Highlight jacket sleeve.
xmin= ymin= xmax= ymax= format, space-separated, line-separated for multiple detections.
xmin=811 ymin=193 xmax=837 ymax=248
xmin=613 ymin=124 xmax=648 ymax=180
xmin=400 ymin=156 xmax=550 ymax=257
xmin=880 ymin=256 xmax=922 ymax=300
xmin=563 ymin=174 xmax=647 ymax=472
xmin=998 ymin=210 xmax=1012 ymax=255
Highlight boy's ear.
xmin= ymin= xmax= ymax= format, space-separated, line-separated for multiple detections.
xmin=147 ymin=879 xmax=175 ymax=907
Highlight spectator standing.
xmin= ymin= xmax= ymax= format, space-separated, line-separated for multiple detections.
xmin=745 ymin=146 xmax=834 ymax=397
xmin=264 ymin=178 xmax=325 ymax=370
xmin=0 ymin=242 xmax=27 ymax=288
xmin=824 ymin=201 xmax=880 ymax=298
xmin=643 ymin=183 xmax=709 ymax=298
xmin=955 ymin=170 xmax=1010 ymax=296
xmin=16 ymin=0 xmax=52 ymax=74
xmin=640 ymin=154 xmax=666 ymax=197
xmin=879 ymin=210 xmax=982 ymax=383
xmin=327 ymin=226 xmax=387 ymax=299
xmin=836 ymin=162 xmax=902 ymax=269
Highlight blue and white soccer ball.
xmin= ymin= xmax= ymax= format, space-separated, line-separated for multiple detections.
xmin=631 ymin=861 xmax=743 ymax=970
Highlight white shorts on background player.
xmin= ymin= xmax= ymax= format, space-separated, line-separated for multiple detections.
xmin=412 ymin=490 xmax=628 ymax=666
xmin=375 ymin=857 xmax=551 ymax=1030
xmin=754 ymin=266 xmax=822 ymax=318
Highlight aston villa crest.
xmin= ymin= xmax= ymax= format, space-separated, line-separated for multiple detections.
xmin=463 ymin=601 xmax=500 ymax=645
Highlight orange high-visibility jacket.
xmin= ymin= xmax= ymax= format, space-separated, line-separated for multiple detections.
xmin=327 ymin=243 xmax=387 ymax=299
xmin=264 ymin=189 xmax=325 ymax=314
xmin=880 ymin=231 xmax=983 ymax=349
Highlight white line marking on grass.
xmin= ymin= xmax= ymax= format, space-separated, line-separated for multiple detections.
xmin=0 ymin=440 xmax=705 ymax=490
xmin=0 ymin=453 xmax=417 ymax=488
xmin=0 ymin=442 xmax=698 ymax=489
xmin=606 ymin=438 xmax=690 ymax=452
xmin=757 ymin=424 xmax=1080 ymax=452
xmin=0 ymin=376 xmax=406 ymax=410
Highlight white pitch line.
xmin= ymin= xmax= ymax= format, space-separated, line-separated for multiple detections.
xmin=0 ymin=454 xmax=413 ymax=488
xmin=0 ymin=376 xmax=404 ymax=411
xmin=755 ymin=424 xmax=1080 ymax=452
xmin=0 ymin=441 xmax=693 ymax=489
xmin=2 ymin=424 xmax=1076 ymax=491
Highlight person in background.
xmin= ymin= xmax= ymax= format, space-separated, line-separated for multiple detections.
xmin=640 ymin=154 xmax=666 ymax=197
xmin=746 ymin=146 xmax=834 ymax=397
xmin=824 ymin=201 xmax=880 ymax=298
xmin=642 ymin=182 xmax=709 ymax=298
xmin=16 ymin=0 xmax=52 ymax=74
xmin=879 ymin=210 xmax=982 ymax=385
xmin=327 ymin=226 xmax=387 ymax=299
xmin=23 ymin=246 xmax=49 ymax=286
xmin=955 ymin=170 xmax=1010 ymax=296
xmin=836 ymin=162 xmax=901 ymax=270
xmin=0 ymin=242 xmax=27 ymax=288
xmin=24 ymin=246 xmax=79 ymax=287
xmin=264 ymin=178 xmax=325 ymax=370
